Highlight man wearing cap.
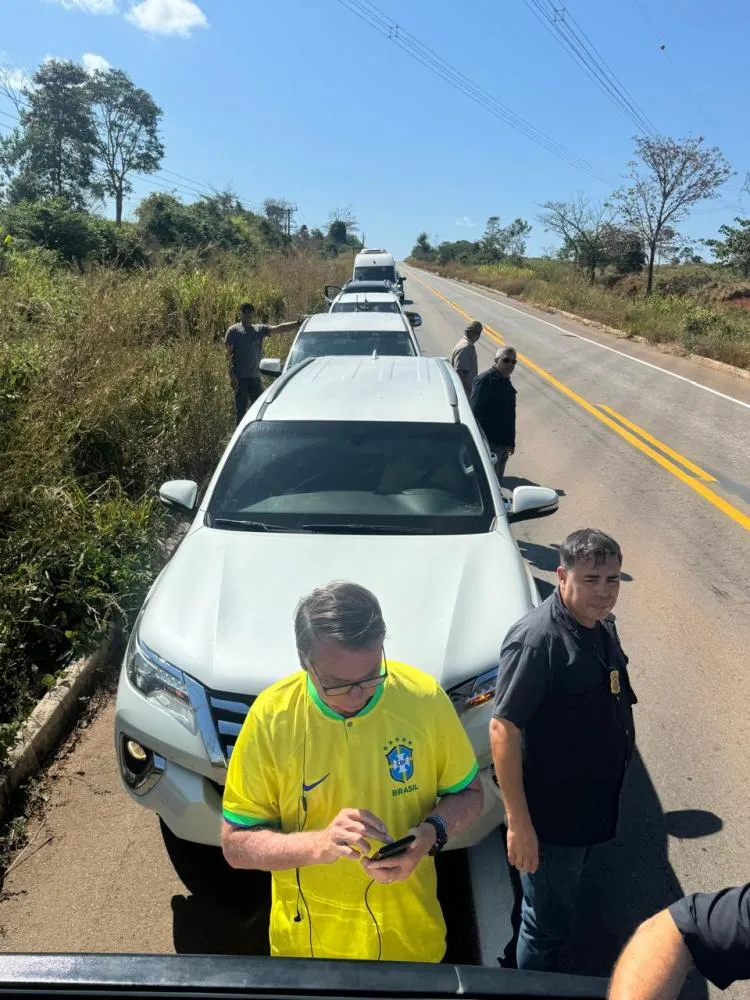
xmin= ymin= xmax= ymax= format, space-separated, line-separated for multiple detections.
xmin=450 ymin=320 xmax=482 ymax=395
xmin=470 ymin=346 xmax=518 ymax=486
xmin=224 ymin=302 xmax=301 ymax=425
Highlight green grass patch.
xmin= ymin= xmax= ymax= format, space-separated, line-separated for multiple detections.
xmin=0 ymin=247 xmax=352 ymax=758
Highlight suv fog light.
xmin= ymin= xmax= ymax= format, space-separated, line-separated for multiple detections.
xmin=119 ymin=734 xmax=166 ymax=796
xmin=126 ymin=739 xmax=148 ymax=763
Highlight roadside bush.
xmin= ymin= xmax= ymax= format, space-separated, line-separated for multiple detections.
xmin=0 ymin=246 xmax=352 ymax=752
xmin=411 ymin=259 xmax=750 ymax=369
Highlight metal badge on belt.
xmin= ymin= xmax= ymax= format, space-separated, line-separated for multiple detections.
xmin=610 ymin=670 xmax=621 ymax=695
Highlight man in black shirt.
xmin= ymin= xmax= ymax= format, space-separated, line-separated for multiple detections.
xmin=491 ymin=528 xmax=636 ymax=972
xmin=469 ymin=346 xmax=517 ymax=486
xmin=609 ymin=884 xmax=750 ymax=997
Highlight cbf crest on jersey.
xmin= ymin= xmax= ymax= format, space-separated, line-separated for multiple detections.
xmin=385 ymin=738 xmax=414 ymax=783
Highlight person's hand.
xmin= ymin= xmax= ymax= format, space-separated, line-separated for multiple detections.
xmin=312 ymin=809 xmax=390 ymax=865
xmin=506 ymin=817 xmax=538 ymax=873
xmin=360 ymin=824 xmax=435 ymax=884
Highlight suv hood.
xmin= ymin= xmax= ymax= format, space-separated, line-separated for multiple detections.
xmin=138 ymin=527 xmax=534 ymax=694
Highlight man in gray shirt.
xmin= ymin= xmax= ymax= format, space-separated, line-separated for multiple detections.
xmin=224 ymin=302 xmax=300 ymax=425
xmin=450 ymin=320 xmax=482 ymax=395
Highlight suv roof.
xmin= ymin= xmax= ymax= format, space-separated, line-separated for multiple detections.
xmin=341 ymin=280 xmax=395 ymax=294
xmin=303 ymin=312 xmax=408 ymax=332
xmin=334 ymin=291 xmax=400 ymax=304
xmin=262 ymin=355 xmax=458 ymax=425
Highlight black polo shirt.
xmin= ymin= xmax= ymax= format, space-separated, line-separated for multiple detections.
xmin=670 ymin=885 xmax=750 ymax=989
xmin=493 ymin=589 xmax=637 ymax=846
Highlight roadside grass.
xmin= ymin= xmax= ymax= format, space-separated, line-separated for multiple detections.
xmin=0 ymin=248 xmax=352 ymax=756
xmin=409 ymin=260 xmax=750 ymax=370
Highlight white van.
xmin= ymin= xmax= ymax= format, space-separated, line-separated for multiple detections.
xmin=352 ymin=249 xmax=405 ymax=302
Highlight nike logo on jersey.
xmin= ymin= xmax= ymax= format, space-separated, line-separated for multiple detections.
xmin=302 ymin=773 xmax=330 ymax=793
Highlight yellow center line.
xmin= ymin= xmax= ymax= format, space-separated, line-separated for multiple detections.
xmin=410 ymin=268 xmax=750 ymax=534
xmin=598 ymin=404 xmax=716 ymax=483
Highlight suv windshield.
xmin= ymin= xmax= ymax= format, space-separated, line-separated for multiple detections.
xmin=354 ymin=265 xmax=397 ymax=283
xmin=207 ymin=421 xmax=494 ymax=534
xmin=332 ymin=300 xmax=400 ymax=314
xmin=287 ymin=330 xmax=414 ymax=366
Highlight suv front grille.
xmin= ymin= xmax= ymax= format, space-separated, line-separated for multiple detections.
xmin=207 ymin=689 xmax=255 ymax=762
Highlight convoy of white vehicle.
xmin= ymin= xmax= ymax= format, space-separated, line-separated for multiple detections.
xmin=114 ymin=249 xmax=560 ymax=862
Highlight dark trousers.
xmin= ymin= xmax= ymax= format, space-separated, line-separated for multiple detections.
xmin=516 ymin=842 xmax=590 ymax=972
xmin=233 ymin=376 xmax=263 ymax=425
xmin=490 ymin=443 xmax=512 ymax=487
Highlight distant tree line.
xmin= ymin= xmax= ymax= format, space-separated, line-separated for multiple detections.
xmin=413 ymin=136 xmax=747 ymax=295
xmin=0 ymin=58 xmax=362 ymax=270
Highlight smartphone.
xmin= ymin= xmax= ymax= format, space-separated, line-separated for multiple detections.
xmin=370 ymin=834 xmax=416 ymax=862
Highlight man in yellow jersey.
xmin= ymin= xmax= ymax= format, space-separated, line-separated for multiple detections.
xmin=222 ymin=581 xmax=483 ymax=962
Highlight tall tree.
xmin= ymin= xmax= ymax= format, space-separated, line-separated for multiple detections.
xmin=613 ymin=135 xmax=732 ymax=294
xmin=410 ymin=231 xmax=434 ymax=259
xmin=704 ymin=218 xmax=750 ymax=277
xmin=539 ymin=196 xmax=613 ymax=283
xmin=87 ymin=68 xmax=163 ymax=225
xmin=0 ymin=60 xmax=97 ymax=208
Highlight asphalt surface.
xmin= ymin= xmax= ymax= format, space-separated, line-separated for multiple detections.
xmin=1 ymin=269 xmax=749 ymax=999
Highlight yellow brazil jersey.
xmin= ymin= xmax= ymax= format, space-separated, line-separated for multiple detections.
xmin=222 ymin=660 xmax=478 ymax=962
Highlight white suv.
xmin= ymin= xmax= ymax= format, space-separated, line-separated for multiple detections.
xmin=114 ymin=356 xmax=558 ymax=853
xmin=259 ymin=310 xmax=421 ymax=377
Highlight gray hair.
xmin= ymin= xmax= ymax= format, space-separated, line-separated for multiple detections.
xmin=294 ymin=581 xmax=386 ymax=663
xmin=559 ymin=529 xmax=622 ymax=570
xmin=495 ymin=346 xmax=517 ymax=361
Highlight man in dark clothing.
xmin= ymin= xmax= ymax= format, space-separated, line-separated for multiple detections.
xmin=490 ymin=528 xmax=636 ymax=973
xmin=224 ymin=302 xmax=300 ymax=425
xmin=469 ymin=346 xmax=517 ymax=486
xmin=609 ymin=884 xmax=750 ymax=998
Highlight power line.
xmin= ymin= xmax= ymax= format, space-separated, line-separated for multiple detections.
xmin=334 ymin=0 xmax=610 ymax=184
xmin=632 ymin=0 xmax=722 ymax=139
xmin=520 ymin=0 xmax=658 ymax=136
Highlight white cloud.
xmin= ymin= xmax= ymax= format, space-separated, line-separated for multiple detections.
xmin=455 ymin=216 xmax=476 ymax=228
xmin=125 ymin=0 xmax=208 ymax=36
xmin=48 ymin=0 xmax=119 ymax=13
xmin=82 ymin=52 xmax=112 ymax=74
xmin=0 ymin=53 xmax=33 ymax=93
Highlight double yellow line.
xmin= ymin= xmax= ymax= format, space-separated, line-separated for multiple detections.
xmin=411 ymin=271 xmax=750 ymax=533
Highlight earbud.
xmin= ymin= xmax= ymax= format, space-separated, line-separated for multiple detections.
xmin=294 ymin=913 xmax=302 ymax=923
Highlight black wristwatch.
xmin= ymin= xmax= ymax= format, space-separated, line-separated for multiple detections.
xmin=423 ymin=815 xmax=448 ymax=856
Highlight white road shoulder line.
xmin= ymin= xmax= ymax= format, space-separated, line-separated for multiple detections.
xmin=414 ymin=269 xmax=750 ymax=411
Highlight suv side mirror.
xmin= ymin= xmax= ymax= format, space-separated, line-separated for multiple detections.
xmin=159 ymin=480 xmax=198 ymax=515
xmin=324 ymin=284 xmax=342 ymax=300
xmin=259 ymin=358 xmax=282 ymax=378
xmin=405 ymin=311 xmax=422 ymax=328
xmin=508 ymin=486 xmax=558 ymax=523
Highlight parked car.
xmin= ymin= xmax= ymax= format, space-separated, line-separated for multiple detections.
xmin=258 ymin=311 xmax=421 ymax=378
xmin=328 ymin=288 xmax=421 ymax=329
xmin=114 ymin=356 xmax=558 ymax=856
xmin=352 ymin=249 xmax=405 ymax=302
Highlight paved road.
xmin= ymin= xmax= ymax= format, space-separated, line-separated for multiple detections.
xmin=1 ymin=270 xmax=748 ymax=998
xmin=403 ymin=263 xmax=750 ymax=996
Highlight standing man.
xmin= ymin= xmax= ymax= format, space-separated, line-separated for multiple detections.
xmin=470 ymin=346 xmax=517 ymax=486
xmin=224 ymin=302 xmax=300 ymax=425
xmin=222 ymin=581 xmax=483 ymax=962
xmin=490 ymin=529 xmax=637 ymax=973
xmin=450 ymin=320 xmax=482 ymax=395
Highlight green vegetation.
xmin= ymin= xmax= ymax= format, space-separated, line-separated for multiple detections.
xmin=409 ymin=258 xmax=750 ymax=369
xmin=0 ymin=243 xmax=352 ymax=757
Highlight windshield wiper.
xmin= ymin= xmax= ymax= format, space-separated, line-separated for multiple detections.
xmin=300 ymin=523 xmax=436 ymax=535
xmin=211 ymin=518 xmax=306 ymax=533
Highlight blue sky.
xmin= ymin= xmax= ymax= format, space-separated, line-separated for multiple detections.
xmin=1 ymin=0 xmax=748 ymax=258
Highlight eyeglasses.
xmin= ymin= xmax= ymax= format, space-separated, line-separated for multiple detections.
xmin=501 ymin=357 xmax=517 ymax=365
xmin=310 ymin=655 xmax=388 ymax=697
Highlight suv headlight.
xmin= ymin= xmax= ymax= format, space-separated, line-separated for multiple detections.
xmin=449 ymin=668 xmax=498 ymax=715
xmin=126 ymin=636 xmax=196 ymax=734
